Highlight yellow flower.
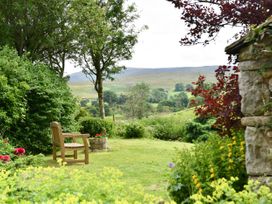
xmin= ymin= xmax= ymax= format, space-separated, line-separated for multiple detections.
xmin=196 ymin=183 xmax=201 ymax=189
xmin=228 ymin=152 xmax=232 ymax=158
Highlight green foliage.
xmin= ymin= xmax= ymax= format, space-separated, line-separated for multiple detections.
xmin=139 ymin=109 xmax=195 ymax=141
xmin=185 ymin=83 xmax=194 ymax=92
xmin=0 ymin=139 xmax=14 ymax=155
xmin=153 ymin=123 xmax=184 ymax=141
xmin=104 ymin=90 xmax=118 ymax=105
xmin=79 ymin=117 xmax=113 ymax=137
xmin=183 ymin=118 xmax=214 ymax=142
xmin=172 ymin=92 xmax=189 ymax=109
xmin=175 ymin=83 xmax=185 ymax=92
xmin=142 ymin=117 xmax=185 ymax=141
xmin=0 ymin=154 xmax=45 ymax=173
xmin=148 ymin=88 xmax=168 ymax=103
xmin=157 ymin=92 xmax=189 ymax=112
xmin=71 ymin=0 xmax=144 ymax=118
xmin=168 ymin=133 xmax=247 ymax=203
xmin=75 ymin=107 xmax=91 ymax=122
xmin=125 ymin=83 xmax=151 ymax=119
xmin=0 ymin=166 xmax=166 ymax=203
xmin=0 ymin=47 xmax=77 ymax=154
xmin=0 ymin=0 xmax=76 ymax=76
xmin=191 ymin=177 xmax=272 ymax=204
xmin=124 ymin=123 xmax=145 ymax=138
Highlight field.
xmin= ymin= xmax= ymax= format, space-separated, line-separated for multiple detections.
xmin=68 ymin=67 xmax=217 ymax=98
xmin=47 ymin=139 xmax=193 ymax=199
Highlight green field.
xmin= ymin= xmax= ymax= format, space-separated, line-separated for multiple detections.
xmin=69 ymin=67 xmax=216 ymax=98
xmin=47 ymin=139 xmax=192 ymax=199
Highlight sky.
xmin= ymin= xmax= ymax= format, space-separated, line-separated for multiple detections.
xmin=65 ymin=0 xmax=240 ymax=74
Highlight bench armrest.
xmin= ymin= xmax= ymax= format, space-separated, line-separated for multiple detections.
xmin=63 ymin=133 xmax=90 ymax=138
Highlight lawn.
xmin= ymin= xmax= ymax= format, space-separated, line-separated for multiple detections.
xmin=47 ymin=139 xmax=193 ymax=200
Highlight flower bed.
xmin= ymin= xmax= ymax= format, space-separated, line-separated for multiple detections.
xmin=0 ymin=138 xmax=44 ymax=171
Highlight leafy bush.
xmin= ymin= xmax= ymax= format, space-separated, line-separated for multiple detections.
xmin=0 ymin=47 xmax=77 ymax=154
xmin=0 ymin=138 xmax=14 ymax=155
xmin=0 ymin=154 xmax=45 ymax=172
xmin=153 ymin=123 xmax=183 ymax=141
xmin=142 ymin=117 xmax=185 ymax=141
xmin=79 ymin=117 xmax=113 ymax=137
xmin=191 ymin=66 xmax=243 ymax=136
xmin=0 ymin=138 xmax=45 ymax=172
xmin=183 ymin=118 xmax=215 ymax=142
xmin=191 ymin=177 xmax=272 ymax=203
xmin=0 ymin=166 xmax=167 ymax=203
xmin=124 ymin=123 xmax=145 ymax=138
xmin=168 ymin=132 xmax=247 ymax=203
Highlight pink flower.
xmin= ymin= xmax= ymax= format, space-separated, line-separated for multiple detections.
xmin=14 ymin=147 xmax=26 ymax=156
xmin=0 ymin=155 xmax=11 ymax=162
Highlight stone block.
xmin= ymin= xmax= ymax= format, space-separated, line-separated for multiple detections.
xmin=239 ymin=71 xmax=270 ymax=116
xmin=241 ymin=116 xmax=272 ymax=127
xmin=246 ymin=127 xmax=272 ymax=176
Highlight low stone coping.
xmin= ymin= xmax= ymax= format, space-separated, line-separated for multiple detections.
xmin=241 ymin=116 xmax=272 ymax=127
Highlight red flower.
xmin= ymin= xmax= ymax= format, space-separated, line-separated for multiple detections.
xmin=0 ymin=155 xmax=11 ymax=162
xmin=14 ymin=147 xmax=26 ymax=156
xmin=95 ymin=133 xmax=102 ymax=137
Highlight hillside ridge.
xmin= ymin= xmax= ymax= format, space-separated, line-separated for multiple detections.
xmin=69 ymin=66 xmax=217 ymax=83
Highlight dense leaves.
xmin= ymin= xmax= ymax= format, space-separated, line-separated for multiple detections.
xmin=124 ymin=83 xmax=151 ymax=119
xmin=79 ymin=117 xmax=113 ymax=137
xmin=71 ymin=0 xmax=143 ymax=118
xmin=167 ymin=0 xmax=272 ymax=45
xmin=168 ymin=133 xmax=247 ymax=203
xmin=191 ymin=66 xmax=243 ymax=136
xmin=0 ymin=47 xmax=76 ymax=153
xmin=0 ymin=0 xmax=75 ymax=76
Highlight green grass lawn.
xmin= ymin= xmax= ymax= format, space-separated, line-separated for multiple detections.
xmin=47 ymin=139 xmax=192 ymax=200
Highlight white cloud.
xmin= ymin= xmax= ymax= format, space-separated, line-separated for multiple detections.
xmin=123 ymin=0 xmax=241 ymax=68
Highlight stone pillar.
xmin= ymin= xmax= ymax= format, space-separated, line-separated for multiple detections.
xmin=225 ymin=17 xmax=272 ymax=183
xmin=239 ymin=50 xmax=272 ymax=182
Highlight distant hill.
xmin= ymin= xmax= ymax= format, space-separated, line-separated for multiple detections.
xmin=68 ymin=66 xmax=217 ymax=98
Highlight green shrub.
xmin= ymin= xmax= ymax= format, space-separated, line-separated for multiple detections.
xmin=0 ymin=154 xmax=45 ymax=173
xmin=191 ymin=177 xmax=272 ymax=203
xmin=168 ymin=132 xmax=247 ymax=203
xmin=111 ymin=122 xmax=126 ymax=138
xmin=124 ymin=123 xmax=145 ymax=138
xmin=183 ymin=118 xmax=214 ymax=143
xmin=79 ymin=117 xmax=113 ymax=137
xmin=0 ymin=47 xmax=77 ymax=154
xmin=0 ymin=138 xmax=14 ymax=155
xmin=153 ymin=123 xmax=183 ymax=141
xmin=0 ymin=166 xmax=168 ymax=203
xmin=143 ymin=118 xmax=185 ymax=141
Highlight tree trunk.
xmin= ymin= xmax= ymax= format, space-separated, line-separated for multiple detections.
xmin=97 ymin=77 xmax=105 ymax=119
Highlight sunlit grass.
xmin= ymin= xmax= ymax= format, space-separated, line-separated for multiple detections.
xmin=46 ymin=138 xmax=192 ymax=199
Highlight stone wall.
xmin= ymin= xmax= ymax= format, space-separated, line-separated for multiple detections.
xmin=239 ymin=41 xmax=272 ymax=179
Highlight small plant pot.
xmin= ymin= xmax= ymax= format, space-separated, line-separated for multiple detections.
xmin=89 ymin=137 xmax=108 ymax=151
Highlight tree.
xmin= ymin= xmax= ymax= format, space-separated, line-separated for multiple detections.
xmin=191 ymin=66 xmax=243 ymax=136
xmin=167 ymin=0 xmax=272 ymax=45
xmin=125 ymin=83 xmax=151 ymax=119
xmin=104 ymin=90 xmax=118 ymax=106
xmin=148 ymin=88 xmax=168 ymax=103
xmin=185 ymin=84 xmax=194 ymax=92
xmin=0 ymin=47 xmax=76 ymax=153
xmin=71 ymin=0 xmax=143 ymax=119
xmin=174 ymin=83 xmax=185 ymax=92
xmin=173 ymin=92 xmax=189 ymax=109
xmin=0 ymin=0 xmax=75 ymax=77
